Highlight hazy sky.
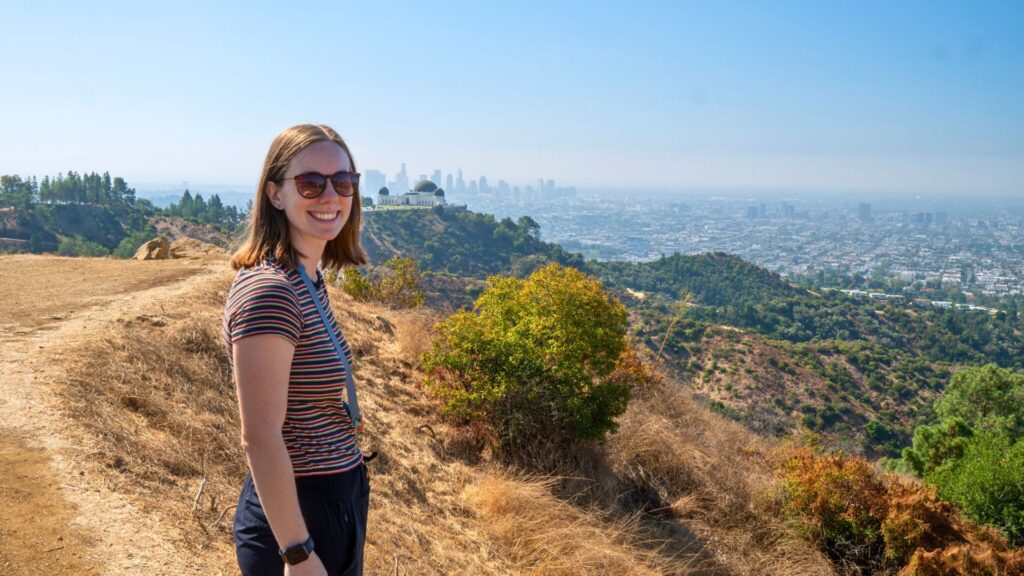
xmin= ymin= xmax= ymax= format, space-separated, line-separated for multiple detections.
xmin=1 ymin=1 xmax=1021 ymax=194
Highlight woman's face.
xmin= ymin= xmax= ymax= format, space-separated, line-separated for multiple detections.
xmin=267 ymin=140 xmax=354 ymax=252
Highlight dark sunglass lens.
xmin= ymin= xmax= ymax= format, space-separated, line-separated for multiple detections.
xmin=330 ymin=172 xmax=358 ymax=196
xmin=294 ymin=173 xmax=326 ymax=198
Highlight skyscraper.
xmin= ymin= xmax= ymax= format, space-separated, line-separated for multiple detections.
xmin=392 ymin=163 xmax=409 ymax=193
xmin=858 ymin=203 xmax=872 ymax=222
xmin=363 ymin=169 xmax=386 ymax=196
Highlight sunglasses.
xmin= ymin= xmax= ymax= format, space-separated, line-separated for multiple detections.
xmin=275 ymin=171 xmax=360 ymax=199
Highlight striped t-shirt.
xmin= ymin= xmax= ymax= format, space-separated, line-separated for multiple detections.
xmin=222 ymin=257 xmax=362 ymax=476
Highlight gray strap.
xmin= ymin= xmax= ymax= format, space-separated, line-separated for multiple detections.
xmin=296 ymin=265 xmax=360 ymax=428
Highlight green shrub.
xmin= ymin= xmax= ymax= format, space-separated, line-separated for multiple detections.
xmin=422 ymin=263 xmax=629 ymax=452
xmin=926 ymin=432 xmax=1024 ymax=546
xmin=340 ymin=256 xmax=425 ymax=308
xmin=57 ymin=235 xmax=109 ymax=257
xmin=375 ymin=256 xmax=426 ymax=308
xmin=901 ymin=364 xmax=1024 ymax=544
xmin=340 ymin=266 xmax=375 ymax=301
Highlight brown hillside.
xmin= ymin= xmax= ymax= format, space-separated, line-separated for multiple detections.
xmin=655 ymin=326 xmax=940 ymax=455
xmin=2 ymin=254 xmax=837 ymax=574
xmin=11 ymin=254 xmax=1013 ymax=575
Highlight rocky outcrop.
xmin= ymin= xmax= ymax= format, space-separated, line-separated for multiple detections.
xmin=133 ymin=237 xmax=171 ymax=260
xmin=168 ymin=237 xmax=226 ymax=259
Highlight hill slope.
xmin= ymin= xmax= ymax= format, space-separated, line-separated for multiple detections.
xmin=1 ymin=253 xmax=843 ymax=575
xmin=5 ymin=254 xmax=1021 ymax=574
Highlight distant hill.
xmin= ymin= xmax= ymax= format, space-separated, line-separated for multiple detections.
xmin=362 ymin=207 xmax=584 ymax=279
xmin=586 ymin=251 xmax=806 ymax=305
xmin=11 ymin=192 xmax=1017 ymax=460
xmin=356 ymin=206 xmax=1024 ymax=459
xmin=1 ymin=172 xmax=244 ymax=258
xmin=0 ymin=202 xmax=157 ymax=253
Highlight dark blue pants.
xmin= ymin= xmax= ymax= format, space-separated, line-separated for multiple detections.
xmin=233 ymin=463 xmax=370 ymax=576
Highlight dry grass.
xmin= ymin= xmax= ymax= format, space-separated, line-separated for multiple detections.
xmin=391 ymin=306 xmax=444 ymax=366
xmin=57 ymin=274 xmax=517 ymax=574
xmin=465 ymin=472 xmax=692 ymax=575
xmin=59 ymin=274 xmax=243 ymax=572
xmin=604 ymin=385 xmax=836 ymax=576
xmin=52 ymin=266 xmax=842 ymax=575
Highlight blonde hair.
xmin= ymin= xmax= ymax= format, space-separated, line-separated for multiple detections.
xmin=230 ymin=124 xmax=368 ymax=272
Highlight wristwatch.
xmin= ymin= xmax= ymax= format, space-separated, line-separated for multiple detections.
xmin=279 ymin=536 xmax=315 ymax=565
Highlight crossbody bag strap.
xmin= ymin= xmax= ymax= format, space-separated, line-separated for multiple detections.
xmin=296 ymin=265 xmax=361 ymax=428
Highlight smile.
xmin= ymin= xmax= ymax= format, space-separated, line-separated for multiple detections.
xmin=309 ymin=211 xmax=339 ymax=221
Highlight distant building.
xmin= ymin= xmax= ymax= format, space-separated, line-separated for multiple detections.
xmin=363 ymin=170 xmax=386 ymax=197
xmin=858 ymin=203 xmax=871 ymax=222
xmin=377 ymin=179 xmax=448 ymax=207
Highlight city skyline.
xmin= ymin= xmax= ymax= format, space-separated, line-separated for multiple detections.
xmin=1 ymin=2 xmax=1022 ymax=195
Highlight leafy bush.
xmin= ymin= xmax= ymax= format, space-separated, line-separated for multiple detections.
xmin=375 ymin=256 xmax=426 ymax=308
xmin=781 ymin=449 xmax=889 ymax=570
xmin=112 ymin=224 xmax=158 ymax=258
xmin=781 ymin=448 xmax=1024 ymax=574
xmin=422 ymin=263 xmax=630 ymax=453
xmin=339 ymin=267 xmax=375 ymax=301
xmin=900 ymin=364 xmax=1024 ymax=545
xmin=57 ymin=235 xmax=109 ymax=257
xmin=926 ymin=432 xmax=1024 ymax=546
xmin=339 ymin=256 xmax=425 ymax=308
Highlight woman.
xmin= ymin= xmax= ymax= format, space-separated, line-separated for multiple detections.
xmin=222 ymin=124 xmax=369 ymax=575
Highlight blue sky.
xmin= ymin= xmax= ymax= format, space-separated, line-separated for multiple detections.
xmin=1 ymin=1 xmax=1021 ymax=194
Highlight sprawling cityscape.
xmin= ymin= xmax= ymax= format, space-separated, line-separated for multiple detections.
xmin=357 ymin=168 xmax=1023 ymax=298
xmin=142 ymin=164 xmax=1024 ymax=299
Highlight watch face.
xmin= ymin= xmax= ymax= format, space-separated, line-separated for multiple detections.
xmin=281 ymin=537 xmax=314 ymax=565
xmin=283 ymin=547 xmax=310 ymax=564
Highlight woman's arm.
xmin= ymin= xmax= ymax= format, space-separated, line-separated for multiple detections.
xmin=233 ymin=334 xmax=316 ymax=561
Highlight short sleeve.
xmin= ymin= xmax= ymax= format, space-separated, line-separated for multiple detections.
xmin=227 ymin=270 xmax=303 ymax=346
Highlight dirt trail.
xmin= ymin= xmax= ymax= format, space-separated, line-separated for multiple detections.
xmin=0 ymin=254 xmax=232 ymax=575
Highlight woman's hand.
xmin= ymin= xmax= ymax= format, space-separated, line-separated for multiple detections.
xmin=285 ymin=551 xmax=327 ymax=576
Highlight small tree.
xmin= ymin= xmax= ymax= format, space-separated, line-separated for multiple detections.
xmin=57 ymin=235 xmax=109 ymax=257
xmin=927 ymin=432 xmax=1024 ymax=546
xmin=422 ymin=263 xmax=630 ymax=454
xmin=339 ymin=256 xmax=425 ymax=308
xmin=376 ymin=256 xmax=425 ymax=308
xmin=902 ymin=364 xmax=1024 ymax=475
xmin=340 ymin=266 xmax=375 ymax=301
xmin=901 ymin=364 xmax=1024 ymax=545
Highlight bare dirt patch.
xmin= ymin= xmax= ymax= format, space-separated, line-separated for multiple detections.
xmin=0 ymin=254 xmax=231 ymax=574
xmin=0 ymin=432 xmax=100 ymax=575
xmin=0 ymin=254 xmax=215 ymax=333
